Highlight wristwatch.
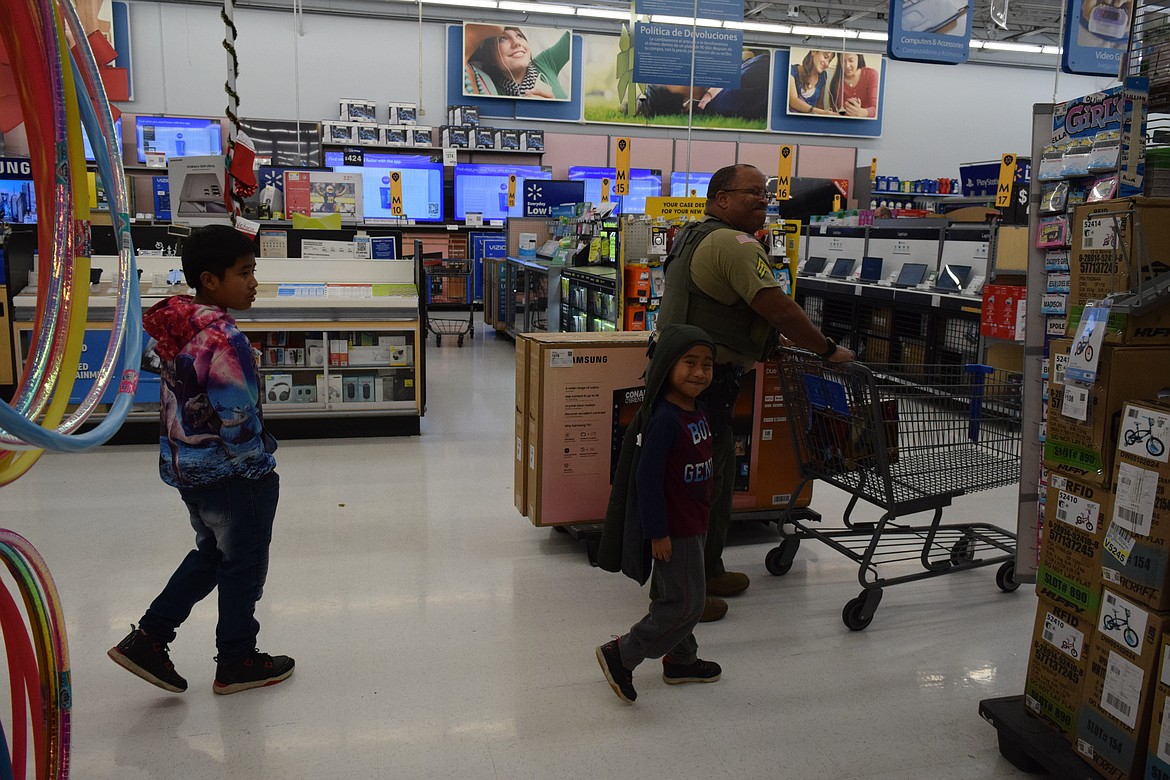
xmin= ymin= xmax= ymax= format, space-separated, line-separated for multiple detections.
xmin=816 ymin=337 xmax=837 ymax=359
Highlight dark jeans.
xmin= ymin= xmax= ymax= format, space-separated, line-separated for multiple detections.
xmin=140 ymin=471 xmax=279 ymax=663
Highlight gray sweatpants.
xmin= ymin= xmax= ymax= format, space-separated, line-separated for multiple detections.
xmin=618 ymin=534 xmax=705 ymax=669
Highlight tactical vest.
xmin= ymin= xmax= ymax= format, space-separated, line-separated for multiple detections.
xmin=655 ymin=218 xmax=777 ymax=363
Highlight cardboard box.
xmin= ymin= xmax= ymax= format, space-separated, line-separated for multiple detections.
xmin=1044 ymin=341 xmax=1170 ymax=486
xmin=322 ymin=121 xmax=358 ymax=145
xmin=521 ymin=129 xmax=544 ymax=151
xmin=1026 ymin=593 xmax=1099 ymax=743
xmin=1102 ymin=401 xmax=1170 ymax=612
xmin=1144 ymin=636 xmax=1170 ymax=778
xmin=473 ymin=127 xmax=497 ymax=149
xmin=387 ymin=102 xmax=417 ymax=125
xmin=1076 ymin=588 xmax=1170 ymax=778
xmin=1039 ymin=469 xmax=1111 ymax=614
xmin=339 ymin=98 xmax=377 ymax=123
xmin=355 ymin=123 xmax=381 ymax=146
xmin=1070 ymin=198 xmax=1170 ymax=310
xmin=409 ymin=126 xmax=432 ymax=147
xmin=381 ymin=125 xmax=408 ymax=147
xmin=514 ymin=337 xmax=532 ymax=516
xmin=519 ymin=333 xmax=813 ymax=525
xmin=524 ymin=332 xmax=650 ymax=526
xmin=1069 ymin=304 xmax=1170 ymax=347
xmin=441 ymin=126 xmax=470 ymax=148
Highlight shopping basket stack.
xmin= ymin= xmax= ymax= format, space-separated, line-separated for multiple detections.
xmin=767 ymin=347 xmax=1024 ymax=630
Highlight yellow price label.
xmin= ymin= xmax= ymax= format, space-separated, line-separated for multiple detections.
xmin=776 ymin=145 xmax=795 ymax=201
xmin=615 ymin=137 xmax=631 ymax=196
xmin=389 ymin=170 xmax=404 ymax=216
xmin=995 ymin=154 xmax=1018 ymax=209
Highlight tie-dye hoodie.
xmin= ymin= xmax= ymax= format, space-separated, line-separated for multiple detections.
xmin=143 ymin=295 xmax=276 ymax=488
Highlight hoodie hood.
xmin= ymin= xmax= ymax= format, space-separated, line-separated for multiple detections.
xmin=643 ymin=324 xmax=716 ymax=411
xmin=143 ymin=295 xmax=233 ymax=360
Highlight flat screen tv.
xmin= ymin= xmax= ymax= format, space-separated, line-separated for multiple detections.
xmin=135 ymin=115 xmax=223 ymax=164
xmin=334 ymin=157 xmax=445 ymax=222
xmin=567 ymin=166 xmax=662 ymax=216
xmin=453 ymin=163 xmax=551 ymax=221
xmin=669 ymin=171 xmax=713 ymax=197
xmin=83 ymin=118 xmax=123 ymax=162
xmin=0 ymin=173 xmax=36 ymax=224
xmin=239 ymin=118 xmax=321 ymax=167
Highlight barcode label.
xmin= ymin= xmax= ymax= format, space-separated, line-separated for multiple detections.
xmin=1117 ymin=505 xmax=1142 ymax=526
xmin=1106 ymin=692 xmax=1133 ymax=718
xmin=1043 ymin=629 xmax=1055 ymax=643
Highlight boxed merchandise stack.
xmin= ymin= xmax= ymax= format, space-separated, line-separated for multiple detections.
xmin=515 ymin=332 xmax=812 ymax=527
xmin=442 ymin=105 xmax=477 ymax=148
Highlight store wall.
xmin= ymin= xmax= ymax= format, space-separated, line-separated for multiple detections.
xmin=128 ymin=3 xmax=1113 ymax=180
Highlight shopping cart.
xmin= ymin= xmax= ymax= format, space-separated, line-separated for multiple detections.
xmin=766 ymin=347 xmax=1023 ymax=630
xmin=423 ymin=259 xmax=474 ymax=347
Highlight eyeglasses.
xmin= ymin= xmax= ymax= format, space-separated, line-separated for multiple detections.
xmin=721 ymin=187 xmax=770 ymax=199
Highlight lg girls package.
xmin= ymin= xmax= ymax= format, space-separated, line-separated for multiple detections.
xmin=1059 ymin=139 xmax=1094 ymax=178
xmin=1038 ymin=144 xmax=1066 ymax=182
xmin=1087 ymin=131 xmax=1122 ymax=172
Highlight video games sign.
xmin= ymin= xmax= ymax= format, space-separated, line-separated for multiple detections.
xmin=887 ymin=0 xmax=975 ymax=64
xmin=1061 ymin=0 xmax=1129 ymax=76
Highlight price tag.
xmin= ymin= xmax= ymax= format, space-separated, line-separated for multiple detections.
xmin=1104 ymin=523 xmax=1135 ymax=566
xmin=466 ymin=212 xmax=483 ymax=227
xmin=145 ymin=151 xmax=167 ymax=169
xmin=442 ymin=148 xmax=458 ymax=167
xmin=776 ymin=145 xmax=794 ymax=201
xmin=343 ymin=147 xmax=364 ymax=166
xmin=232 ymin=216 xmax=260 ymax=237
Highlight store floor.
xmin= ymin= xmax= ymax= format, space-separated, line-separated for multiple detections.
xmin=2 ymin=326 xmax=1038 ymax=779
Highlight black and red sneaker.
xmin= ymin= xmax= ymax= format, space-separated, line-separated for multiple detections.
xmin=213 ymin=650 xmax=295 ymax=695
xmin=107 ymin=626 xmax=187 ymax=693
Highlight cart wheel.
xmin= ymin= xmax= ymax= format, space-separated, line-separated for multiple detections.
xmin=765 ymin=546 xmax=792 ymax=576
xmin=949 ymin=535 xmax=975 ymax=567
xmin=995 ymin=561 xmax=1020 ymax=593
xmin=458 ymin=335 xmax=465 ymax=347
xmin=842 ymin=597 xmax=874 ymax=631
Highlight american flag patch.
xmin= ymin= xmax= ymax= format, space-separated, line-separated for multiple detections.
xmin=736 ymin=234 xmax=757 ymax=244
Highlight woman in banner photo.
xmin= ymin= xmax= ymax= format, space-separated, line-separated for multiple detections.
xmin=464 ymin=24 xmax=571 ymax=101
xmin=787 ymin=50 xmax=838 ymax=115
xmin=828 ymin=53 xmax=879 ymax=118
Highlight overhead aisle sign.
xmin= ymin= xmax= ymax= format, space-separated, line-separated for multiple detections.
xmin=1060 ymin=0 xmax=1129 ymax=76
xmin=887 ymin=0 xmax=975 ymax=64
xmin=632 ymin=0 xmax=745 ymax=89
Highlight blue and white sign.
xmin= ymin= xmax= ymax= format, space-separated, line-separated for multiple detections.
xmin=1061 ymin=0 xmax=1128 ymax=76
xmin=522 ymin=179 xmax=586 ymax=217
xmin=634 ymin=0 xmax=743 ymax=23
xmin=633 ymin=23 xmax=744 ymax=88
xmin=71 ymin=329 xmax=161 ymax=405
xmin=887 ymin=0 xmax=974 ymax=64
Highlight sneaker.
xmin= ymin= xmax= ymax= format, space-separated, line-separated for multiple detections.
xmin=662 ymin=657 xmax=722 ymax=685
xmin=699 ymin=596 xmax=728 ymax=623
xmin=595 ymin=639 xmax=636 ymax=703
xmin=706 ymin=571 xmax=750 ymax=597
xmin=213 ymin=650 xmax=295 ymax=695
xmin=107 ymin=626 xmax=188 ymax=693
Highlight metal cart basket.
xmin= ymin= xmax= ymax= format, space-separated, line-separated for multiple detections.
xmin=423 ymin=259 xmax=474 ymax=347
xmin=766 ymin=347 xmax=1023 ymax=630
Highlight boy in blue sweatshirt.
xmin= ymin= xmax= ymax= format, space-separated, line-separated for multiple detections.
xmin=596 ymin=324 xmax=721 ymax=703
xmin=108 ymin=225 xmax=294 ymax=695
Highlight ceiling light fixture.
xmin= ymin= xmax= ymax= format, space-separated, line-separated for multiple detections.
xmin=1040 ymin=45 xmax=1062 ymax=55
xmin=856 ymin=31 xmax=889 ymax=41
xmin=648 ymin=14 xmax=724 ymax=27
xmin=421 ymin=0 xmax=499 ymax=6
xmin=575 ymin=7 xmax=629 ymax=19
xmin=499 ymin=0 xmax=575 ymax=14
xmin=724 ymin=20 xmax=792 ymax=34
xmin=790 ymin=25 xmax=859 ymax=38
xmin=981 ymin=40 xmax=1044 ymax=52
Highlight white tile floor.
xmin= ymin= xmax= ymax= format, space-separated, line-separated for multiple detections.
xmin=0 ymin=325 xmax=1041 ymax=778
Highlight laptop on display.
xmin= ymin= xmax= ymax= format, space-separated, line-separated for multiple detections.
xmin=803 ymin=256 xmax=828 ymax=276
xmin=933 ymin=263 xmax=973 ymax=293
xmin=859 ymin=256 xmax=883 ymax=283
xmin=829 ymin=258 xmax=856 ymax=280
xmin=893 ymin=262 xmax=929 ymax=288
